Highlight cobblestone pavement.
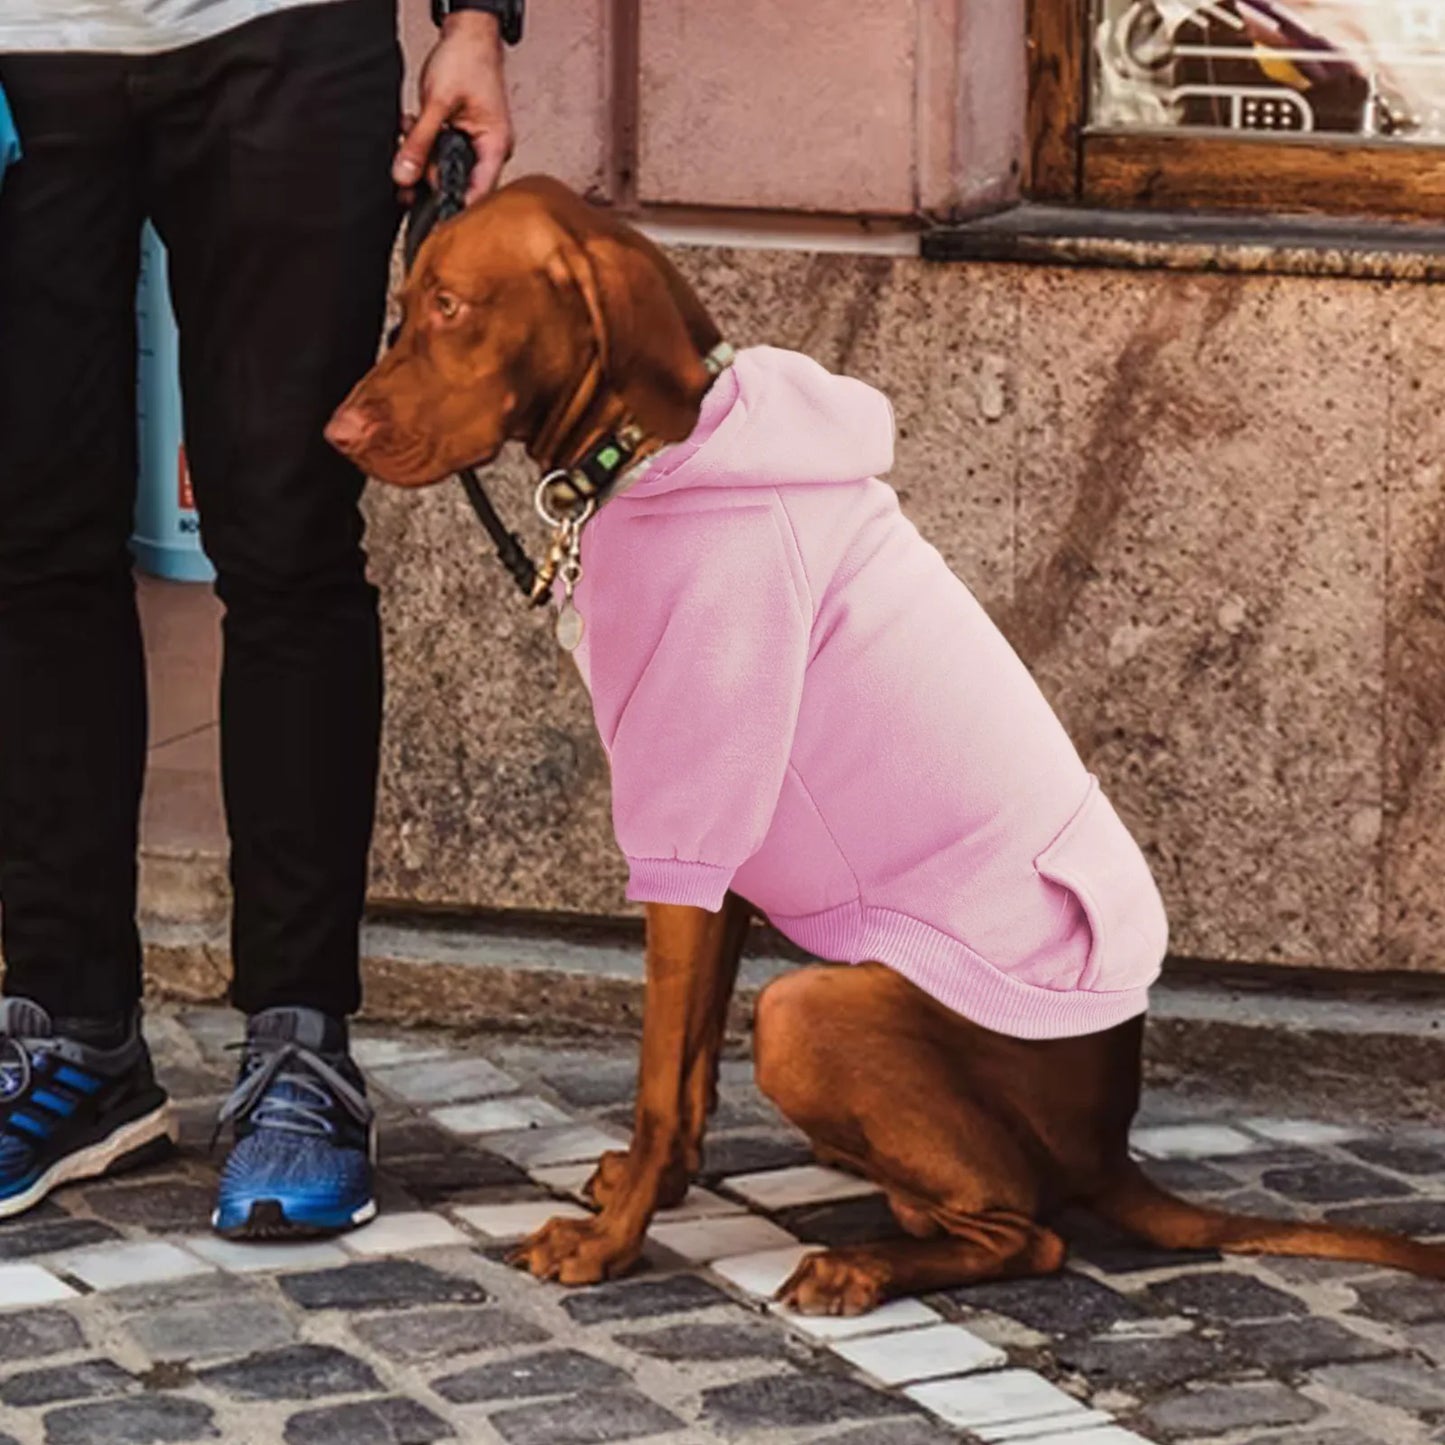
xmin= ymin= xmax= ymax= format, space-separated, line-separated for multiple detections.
xmin=1 ymin=1006 xmax=1443 ymax=1445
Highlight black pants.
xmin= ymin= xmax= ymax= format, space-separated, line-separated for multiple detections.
xmin=0 ymin=0 xmax=402 ymax=1021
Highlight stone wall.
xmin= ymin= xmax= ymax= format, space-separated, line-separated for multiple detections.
xmin=363 ymin=250 xmax=1445 ymax=976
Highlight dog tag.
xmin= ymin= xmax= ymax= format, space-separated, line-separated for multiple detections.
xmin=555 ymin=600 xmax=585 ymax=652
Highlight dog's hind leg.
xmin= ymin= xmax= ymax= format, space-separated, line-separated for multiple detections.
xmin=754 ymin=961 xmax=1067 ymax=1315
xmin=777 ymin=1215 xmax=1066 ymax=1317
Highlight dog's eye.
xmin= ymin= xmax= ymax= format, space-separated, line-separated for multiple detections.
xmin=435 ymin=291 xmax=461 ymax=320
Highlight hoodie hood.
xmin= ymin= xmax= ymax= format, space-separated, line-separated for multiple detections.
xmin=621 ymin=345 xmax=895 ymax=500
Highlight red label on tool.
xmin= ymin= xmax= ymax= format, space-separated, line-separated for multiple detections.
xmin=178 ymin=445 xmax=194 ymax=512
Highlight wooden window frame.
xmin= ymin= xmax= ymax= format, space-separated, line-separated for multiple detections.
xmin=1026 ymin=0 xmax=1445 ymax=223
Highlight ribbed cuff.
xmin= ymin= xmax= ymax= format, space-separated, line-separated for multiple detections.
xmin=625 ymin=857 xmax=735 ymax=912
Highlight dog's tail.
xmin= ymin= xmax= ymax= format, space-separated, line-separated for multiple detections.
xmin=1091 ymin=1160 xmax=1445 ymax=1278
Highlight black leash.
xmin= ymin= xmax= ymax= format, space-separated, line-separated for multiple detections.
xmin=401 ymin=128 xmax=541 ymax=602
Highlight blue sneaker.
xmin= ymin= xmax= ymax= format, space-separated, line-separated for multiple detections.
xmin=0 ymin=998 xmax=176 ymax=1219
xmin=212 ymin=1006 xmax=377 ymax=1239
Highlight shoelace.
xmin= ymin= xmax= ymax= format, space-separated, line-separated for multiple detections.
xmin=0 ymin=1035 xmax=37 ymax=1107
xmin=215 ymin=1039 xmax=371 ymax=1145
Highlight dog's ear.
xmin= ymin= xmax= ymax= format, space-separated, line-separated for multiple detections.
xmin=545 ymin=216 xmax=723 ymax=443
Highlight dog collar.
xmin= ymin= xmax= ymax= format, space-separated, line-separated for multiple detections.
xmin=528 ymin=342 xmax=736 ymax=611
xmin=546 ymin=342 xmax=736 ymax=509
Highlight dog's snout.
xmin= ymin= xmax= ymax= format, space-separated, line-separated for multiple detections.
xmin=325 ymin=401 xmax=381 ymax=456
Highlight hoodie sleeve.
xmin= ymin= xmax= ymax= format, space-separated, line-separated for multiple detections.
xmin=587 ymin=501 xmax=811 ymax=913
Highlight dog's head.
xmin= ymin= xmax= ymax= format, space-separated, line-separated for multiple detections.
xmin=326 ymin=176 xmax=722 ymax=486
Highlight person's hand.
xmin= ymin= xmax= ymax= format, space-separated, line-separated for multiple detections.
xmin=393 ymin=10 xmax=514 ymax=205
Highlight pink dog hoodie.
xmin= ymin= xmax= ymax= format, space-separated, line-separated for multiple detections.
xmin=568 ymin=346 xmax=1168 ymax=1040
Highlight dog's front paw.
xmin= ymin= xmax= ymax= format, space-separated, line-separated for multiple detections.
xmin=583 ymin=1149 xmax=690 ymax=1212
xmin=776 ymin=1249 xmax=890 ymax=1317
xmin=581 ymin=1150 xmax=632 ymax=1209
xmin=506 ymin=1214 xmax=643 ymax=1287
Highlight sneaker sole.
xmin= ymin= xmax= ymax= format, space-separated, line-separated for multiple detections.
xmin=212 ymin=1196 xmax=378 ymax=1242
xmin=0 ymin=1101 xmax=179 ymax=1220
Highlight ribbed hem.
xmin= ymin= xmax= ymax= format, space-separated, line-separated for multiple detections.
xmin=770 ymin=900 xmax=1153 ymax=1041
xmin=626 ymin=858 xmax=735 ymax=912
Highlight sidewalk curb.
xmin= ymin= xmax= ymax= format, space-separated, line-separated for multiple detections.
xmin=138 ymin=907 xmax=1445 ymax=1121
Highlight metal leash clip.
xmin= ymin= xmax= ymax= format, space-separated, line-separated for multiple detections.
xmin=534 ymin=473 xmax=595 ymax=650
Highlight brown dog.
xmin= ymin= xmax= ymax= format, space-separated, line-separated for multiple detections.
xmin=329 ymin=176 xmax=1445 ymax=1314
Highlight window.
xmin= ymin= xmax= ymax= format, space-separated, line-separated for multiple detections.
xmin=1027 ymin=1 xmax=1445 ymax=221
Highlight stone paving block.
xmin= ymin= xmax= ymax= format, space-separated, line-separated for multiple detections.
xmin=1348 ymin=1273 xmax=1445 ymax=1324
xmin=198 ymin=1343 xmax=382 ymax=1401
xmin=832 ymin=1321 xmax=1006 ymax=1384
xmin=0 ymin=1263 xmax=77 ymax=1305
xmin=1258 ymin=1256 xmax=1384 ymax=1285
xmin=379 ymin=1118 xmax=457 ymax=1157
xmin=1342 ymin=1137 xmax=1445 ymax=1176
xmin=0 ymin=1308 xmax=84 ymax=1361
xmin=1132 ymin=1125 xmax=1261 ymax=1159
xmin=648 ymin=1212 xmax=797 ymax=1263
xmin=539 ymin=1058 xmax=638 ymax=1109
xmin=1243 ymin=1119 xmax=1365 ymax=1147
xmin=826 ymin=1422 xmax=972 ymax=1445
xmin=710 ymin=1244 xmax=812 ymax=1300
xmin=432 ymin=1095 xmax=572 ymax=1136
xmin=123 ymin=1296 xmax=298 ymax=1361
xmin=1228 ymin=1317 xmax=1396 ymax=1370
xmin=381 ymin=1150 xmax=531 ymax=1201
xmin=480 ymin=1123 xmax=626 ymax=1170
xmin=1260 ymin=1161 xmax=1413 ymax=1204
xmin=432 ymin=1346 xmax=626 ymax=1402
xmin=1309 ymin=1356 xmax=1445 ymax=1412
xmin=279 ymin=1259 xmax=486 ymax=1311
xmin=652 ymin=1188 xmax=745 ymax=1224
xmin=42 ymin=1396 xmax=218 ymax=1444
xmin=1137 ymin=1158 xmax=1242 ymax=1195
xmin=352 ymin=1303 xmax=549 ymax=1360
xmin=1326 ymin=1198 xmax=1445 ymax=1235
xmin=525 ymin=1161 xmax=595 ymax=1198
xmin=1239 ymin=1432 xmax=1380 ymax=1445
xmin=489 ymin=1387 xmax=683 ymax=1445
xmin=181 ymin=1234 xmax=350 ymax=1274
xmin=905 ymin=1368 xmax=1090 ymax=1434
xmin=372 ymin=1056 xmax=518 ymax=1105
xmin=950 ymin=1271 xmax=1144 ymax=1335
xmin=775 ymin=1295 xmax=942 ymax=1341
xmin=342 ymin=1210 xmax=469 ymax=1257
xmin=701 ymin=1131 xmax=816 ymax=1178
xmin=722 ymin=1164 xmax=879 ymax=1211
xmin=0 ymin=1357 xmax=134 ymax=1408
xmin=1146 ymin=1381 xmax=1323 ymax=1436
xmin=1056 ymin=1208 xmax=1224 ymax=1273
xmin=970 ymin=1418 xmax=1118 ymax=1444
xmin=701 ymin=1370 xmax=907 ymax=1432
xmin=1055 ymin=1330 xmax=1235 ymax=1391
xmin=284 ymin=1397 xmax=456 ymax=1445
xmin=1145 ymin=1270 xmax=1307 ymax=1321
xmin=50 ymin=1241 xmax=213 ymax=1292
xmin=614 ymin=1319 xmax=792 ymax=1361
xmin=81 ymin=1181 xmax=214 ymax=1232
xmin=780 ymin=1194 xmax=908 ymax=1249
xmin=349 ymin=1035 xmax=451 ymax=1069
xmin=1417 ymin=1321 xmax=1445 ymax=1363
xmin=0 ymin=1218 xmax=120 ymax=1262
xmin=1015 ymin=1430 xmax=1150 ymax=1445
xmin=561 ymin=1272 xmax=733 ymax=1325
xmin=454 ymin=1199 xmax=589 ymax=1240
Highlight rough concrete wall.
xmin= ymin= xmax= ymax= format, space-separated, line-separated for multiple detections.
xmin=363 ymin=251 xmax=1445 ymax=977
